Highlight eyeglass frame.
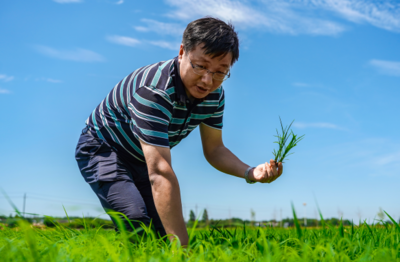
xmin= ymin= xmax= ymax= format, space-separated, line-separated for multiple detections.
xmin=187 ymin=55 xmax=231 ymax=82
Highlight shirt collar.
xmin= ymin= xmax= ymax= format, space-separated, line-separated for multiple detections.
xmin=173 ymin=56 xmax=205 ymax=106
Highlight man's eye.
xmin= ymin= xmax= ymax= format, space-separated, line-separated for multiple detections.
xmin=196 ymin=64 xmax=206 ymax=69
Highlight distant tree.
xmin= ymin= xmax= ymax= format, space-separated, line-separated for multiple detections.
xmin=189 ymin=210 xmax=196 ymax=222
xmin=202 ymin=209 xmax=209 ymax=224
xmin=43 ymin=216 xmax=56 ymax=227
xmin=328 ymin=218 xmax=339 ymax=226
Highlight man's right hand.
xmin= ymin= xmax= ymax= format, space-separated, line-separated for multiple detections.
xmin=139 ymin=139 xmax=189 ymax=246
xmin=250 ymin=159 xmax=283 ymax=183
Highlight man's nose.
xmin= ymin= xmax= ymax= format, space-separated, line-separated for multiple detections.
xmin=201 ymin=72 xmax=213 ymax=86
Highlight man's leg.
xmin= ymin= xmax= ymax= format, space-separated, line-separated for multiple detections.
xmin=89 ymin=179 xmax=152 ymax=233
xmin=75 ymin=131 xmax=166 ymax=237
xmin=133 ymin=177 xmax=167 ymax=237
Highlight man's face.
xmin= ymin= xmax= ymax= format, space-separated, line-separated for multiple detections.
xmin=178 ymin=43 xmax=232 ymax=100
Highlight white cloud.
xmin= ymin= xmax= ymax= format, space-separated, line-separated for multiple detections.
xmin=292 ymin=82 xmax=311 ymax=87
xmin=0 ymin=74 xmax=14 ymax=82
xmin=376 ymin=151 xmax=400 ymax=166
xmin=106 ymin=35 xmax=179 ymax=50
xmin=315 ymin=138 xmax=400 ymax=177
xmin=106 ymin=35 xmax=141 ymax=47
xmin=133 ymin=19 xmax=185 ymax=36
xmin=134 ymin=26 xmax=148 ymax=32
xmin=369 ymin=59 xmax=400 ymax=76
xmin=293 ymin=122 xmax=345 ymax=130
xmin=308 ymin=0 xmax=400 ymax=33
xmin=164 ymin=0 xmax=400 ymax=35
xmin=53 ymin=0 xmax=82 ymax=3
xmin=0 ymin=88 xmax=11 ymax=94
xmin=165 ymin=0 xmax=346 ymax=35
xmin=46 ymin=78 xmax=62 ymax=83
xmin=36 ymin=78 xmax=63 ymax=83
xmin=116 ymin=0 xmax=123 ymax=4
xmin=149 ymin=41 xmax=180 ymax=50
xmin=35 ymin=46 xmax=104 ymax=62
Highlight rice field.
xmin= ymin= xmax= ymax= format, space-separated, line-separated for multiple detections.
xmin=1 ymin=211 xmax=399 ymax=262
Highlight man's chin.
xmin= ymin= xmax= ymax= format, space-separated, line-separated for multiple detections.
xmin=192 ymin=93 xmax=208 ymax=100
xmin=187 ymin=88 xmax=209 ymax=100
xmin=195 ymin=86 xmax=212 ymax=97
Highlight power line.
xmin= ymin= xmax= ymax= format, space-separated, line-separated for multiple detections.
xmin=0 ymin=191 xmax=96 ymax=203
xmin=1 ymin=195 xmax=100 ymax=207
xmin=27 ymin=196 xmax=100 ymax=206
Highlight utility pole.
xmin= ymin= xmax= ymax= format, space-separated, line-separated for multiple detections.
xmin=23 ymin=193 xmax=26 ymax=218
xmin=195 ymin=204 xmax=198 ymax=219
xmin=303 ymin=203 xmax=307 ymax=227
xmin=338 ymin=208 xmax=343 ymax=219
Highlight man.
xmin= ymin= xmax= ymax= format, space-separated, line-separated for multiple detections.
xmin=75 ymin=17 xmax=283 ymax=246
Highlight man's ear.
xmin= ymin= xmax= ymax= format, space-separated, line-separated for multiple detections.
xmin=178 ymin=44 xmax=185 ymax=63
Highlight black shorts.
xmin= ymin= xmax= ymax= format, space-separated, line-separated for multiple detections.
xmin=75 ymin=128 xmax=166 ymax=237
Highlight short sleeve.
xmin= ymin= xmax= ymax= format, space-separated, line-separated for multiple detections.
xmin=128 ymin=86 xmax=173 ymax=147
xmin=202 ymin=88 xmax=225 ymax=130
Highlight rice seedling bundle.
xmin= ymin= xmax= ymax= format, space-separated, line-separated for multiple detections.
xmin=272 ymin=118 xmax=304 ymax=164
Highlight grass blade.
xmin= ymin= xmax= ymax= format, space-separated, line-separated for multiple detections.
xmin=291 ymin=202 xmax=302 ymax=239
xmin=1 ymin=188 xmax=23 ymax=217
xmin=384 ymin=211 xmax=400 ymax=232
xmin=62 ymin=205 xmax=70 ymax=224
xmin=339 ymin=218 xmax=344 ymax=238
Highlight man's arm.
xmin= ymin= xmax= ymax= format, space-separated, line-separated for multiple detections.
xmin=200 ymin=123 xmax=283 ymax=183
xmin=139 ymin=139 xmax=188 ymax=246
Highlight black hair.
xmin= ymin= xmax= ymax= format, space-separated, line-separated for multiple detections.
xmin=182 ymin=17 xmax=239 ymax=65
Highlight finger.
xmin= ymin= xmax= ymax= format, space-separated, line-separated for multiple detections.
xmin=265 ymin=163 xmax=274 ymax=183
xmin=260 ymin=163 xmax=270 ymax=183
xmin=260 ymin=171 xmax=269 ymax=183
xmin=278 ymin=162 xmax=283 ymax=176
xmin=270 ymin=159 xmax=278 ymax=176
xmin=270 ymin=163 xmax=283 ymax=182
xmin=264 ymin=162 xmax=270 ymax=173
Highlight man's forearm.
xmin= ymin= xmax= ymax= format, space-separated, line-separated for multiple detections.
xmin=149 ymin=171 xmax=189 ymax=246
xmin=205 ymin=145 xmax=250 ymax=179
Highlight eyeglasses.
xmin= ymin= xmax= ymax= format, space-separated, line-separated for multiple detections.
xmin=188 ymin=56 xmax=230 ymax=82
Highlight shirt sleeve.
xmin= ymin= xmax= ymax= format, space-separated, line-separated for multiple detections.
xmin=128 ymin=85 xmax=173 ymax=147
xmin=202 ymin=88 xmax=225 ymax=130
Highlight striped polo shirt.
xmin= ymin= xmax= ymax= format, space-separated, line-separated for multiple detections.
xmin=85 ymin=56 xmax=225 ymax=163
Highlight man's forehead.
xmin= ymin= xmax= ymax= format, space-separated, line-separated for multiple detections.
xmin=190 ymin=44 xmax=232 ymax=68
xmin=195 ymin=52 xmax=232 ymax=68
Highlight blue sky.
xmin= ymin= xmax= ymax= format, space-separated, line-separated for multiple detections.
xmin=1 ymin=0 xmax=399 ymax=223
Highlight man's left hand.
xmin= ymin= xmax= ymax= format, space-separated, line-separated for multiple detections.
xmin=250 ymin=159 xmax=283 ymax=183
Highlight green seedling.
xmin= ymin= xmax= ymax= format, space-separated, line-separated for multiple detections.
xmin=272 ymin=117 xmax=304 ymax=163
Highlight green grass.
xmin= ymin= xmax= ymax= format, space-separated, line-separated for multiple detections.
xmin=1 ymin=193 xmax=399 ymax=261
xmin=1 ymin=215 xmax=399 ymax=261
